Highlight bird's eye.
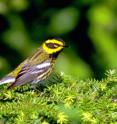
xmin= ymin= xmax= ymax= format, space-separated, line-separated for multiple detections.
xmin=46 ymin=43 xmax=59 ymax=49
xmin=53 ymin=44 xmax=58 ymax=48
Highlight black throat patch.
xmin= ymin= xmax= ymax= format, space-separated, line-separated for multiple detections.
xmin=49 ymin=51 xmax=62 ymax=59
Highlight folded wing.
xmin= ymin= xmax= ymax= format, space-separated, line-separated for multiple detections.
xmin=8 ymin=61 xmax=51 ymax=89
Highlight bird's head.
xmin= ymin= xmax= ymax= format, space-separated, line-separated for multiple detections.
xmin=42 ymin=38 xmax=66 ymax=55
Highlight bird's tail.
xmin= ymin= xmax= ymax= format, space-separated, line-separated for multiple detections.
xmin=0 ymin=76 xmax=15 ymax=85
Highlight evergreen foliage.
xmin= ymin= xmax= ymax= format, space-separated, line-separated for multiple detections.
xmin=0 ymin=70 xmax=117 ymax=124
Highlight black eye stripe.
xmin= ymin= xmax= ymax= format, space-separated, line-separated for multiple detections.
xmin=46 ymin=43 xmax=60 ymax=49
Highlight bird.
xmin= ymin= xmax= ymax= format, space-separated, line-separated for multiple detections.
xmin=0 ymin=38 xmax=66 ymax=89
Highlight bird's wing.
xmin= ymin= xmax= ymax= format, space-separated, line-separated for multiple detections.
xmin=0 ymin=76 xmax=15 ymax=85
xmin=8 ymin=61 xmax=51 ymax=89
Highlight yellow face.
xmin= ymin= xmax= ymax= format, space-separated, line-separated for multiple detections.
xmin=42 ymin=39 xmax=65 ymax=54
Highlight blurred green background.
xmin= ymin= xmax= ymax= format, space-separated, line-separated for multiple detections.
xmin=0 ymin=0 xmax=117 ymax=79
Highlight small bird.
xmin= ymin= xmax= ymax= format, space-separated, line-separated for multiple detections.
xmin=0 ymin=38 xmax=66 ymax=89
